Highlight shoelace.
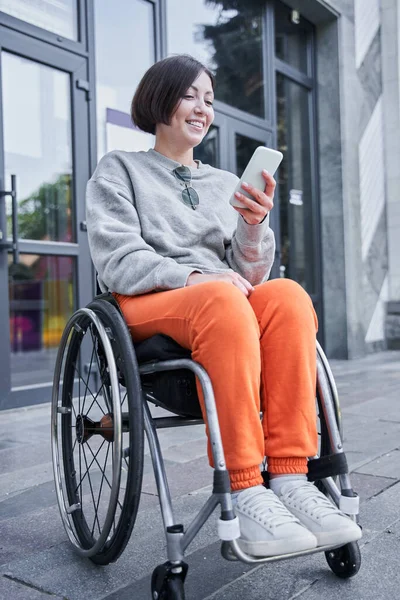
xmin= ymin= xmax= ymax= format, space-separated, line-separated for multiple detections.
xmin=238 ymin=488 xmax=300 ymax=528
xmin=281 ymin=482 xmax=342 ymax=519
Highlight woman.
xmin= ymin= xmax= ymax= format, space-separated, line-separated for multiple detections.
xmin=86 ymin=54 xmax=361 ymax=558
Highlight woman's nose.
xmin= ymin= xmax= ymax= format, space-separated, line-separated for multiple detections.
xmin=194 ymin=103 xmax=205 ymax=113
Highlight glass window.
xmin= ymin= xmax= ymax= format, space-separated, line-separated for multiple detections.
xmin=194 ymin=125 xmax=219 ymax=167
xmin=0 ymin=0 xmax=78 ymax=40
xmin=235 ymin=134 xmax=262 ymax=178
xmin=94 ymin=0 xmax=156 ymax=159
xmin=276 ymin=72 xmax=315 ymax=293
xmin=2 ymin=52 xmax=74 ymax=243
xmin=274 ymin=1 xmax=309 ymax=74
xmin=9 ymin=254 xmax=75 ymax=388
xmin=166 ymin=0 xmax=266 ymax=118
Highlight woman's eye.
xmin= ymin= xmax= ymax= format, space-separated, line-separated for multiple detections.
xmin=184 ymin=95 xmax=194 ymax=99
xmin=206 ymin=101 xmax=214 ymax=106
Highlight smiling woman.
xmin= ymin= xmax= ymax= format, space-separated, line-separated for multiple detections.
xmin=85 ymin=53 xmax=360 ymax=561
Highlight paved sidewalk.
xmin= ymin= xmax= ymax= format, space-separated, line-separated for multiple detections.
xmin=1 ymin=351 xmax=400 ymax=600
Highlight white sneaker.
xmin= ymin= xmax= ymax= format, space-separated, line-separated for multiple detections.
xmin=233 ymin=485 xmax=317 ymax=557
xmin=277 ymin=481 xmax=362 ymax=547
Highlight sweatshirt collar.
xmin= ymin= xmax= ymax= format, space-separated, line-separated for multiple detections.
xmin=147 ymin=148 xmax=203 ymax=172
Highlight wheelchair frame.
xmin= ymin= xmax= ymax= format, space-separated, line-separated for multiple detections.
xmin=51 ymin=297 xmax=361 ymax=599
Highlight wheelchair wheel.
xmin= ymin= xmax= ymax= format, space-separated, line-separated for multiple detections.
xmin=315 ymin=342 xmax=342 ymax=491
xmin=325 ymin=541 xmax=361 ymax=578
xmin=51 ymin=299 xmax=144 ymax=565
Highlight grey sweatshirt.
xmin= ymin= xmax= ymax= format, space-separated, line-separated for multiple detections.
xmin=86 ymin=149 xmax=275 ymax=296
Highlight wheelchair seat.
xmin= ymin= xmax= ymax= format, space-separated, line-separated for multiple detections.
xmin=95 ymin=292 xmax=201 ymax=417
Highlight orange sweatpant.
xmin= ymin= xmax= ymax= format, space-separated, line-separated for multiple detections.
xmin=115 ymin=278 xmax=318 ymax=491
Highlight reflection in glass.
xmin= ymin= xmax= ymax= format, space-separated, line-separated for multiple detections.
xmin=9 ymin=254 xmax=75 ymax=388
xmin=94 ymin=0 xmax=156 ymax=158
xmin=194 ymin=125 xmax=219 ymax=167
xmin=167 ymin=0 xmax=265 ymax=117
xmin=274 ymin=1 xmax=309 ymax=74
xmin=0 ymin=0 xmax=78 ymax=40
xmin=3 ymin=53 xmax=73 ymax=243
xmin=276 ymin=73 xmax=315 ymax=293
xmin=235 ymin=134 xmax=262 ymax=178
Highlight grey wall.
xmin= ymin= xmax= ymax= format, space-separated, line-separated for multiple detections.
xmin=284 ymin=0 xmax=390 ymax=359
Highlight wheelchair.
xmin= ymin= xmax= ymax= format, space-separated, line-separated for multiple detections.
xmin=51 ymin=293 xmax=361 ymax=599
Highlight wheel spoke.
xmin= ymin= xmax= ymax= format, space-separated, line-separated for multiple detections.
xmin=81 ymin=340 xmax=96 ymax=415
xmin=91 ymin=442 xmax=111 ymax=536
xmin=86 ymin=441 xmax=123 ymax=511
xmin=84 ymin=380 xmax=107 ymax=417
xmin=82 ymin=443 xmax=101 ymax=536
xmin=79 ymin=442 xmax=83 ymax=510
xmin=74 ymin=438 xmax=106 ymax=493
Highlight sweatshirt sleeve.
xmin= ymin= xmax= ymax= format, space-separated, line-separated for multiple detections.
xmin=224 ymin=213 xmax=276 ymax=285
xmin=86 ymin=175 xmax=200 ymax=295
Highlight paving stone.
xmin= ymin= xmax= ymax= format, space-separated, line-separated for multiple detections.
xmin=294 ymin=522 xmax=400 ymax=600
xmin=342 ymin=393 xmax=400 ymax=422
xmin=0 ymin=575 xmax=64 ymax=599
xmin=1 ymin=350 xmax=400 ymax=600
xmin=0 ymin=441 xmax=50 ymax=476
xmin=0 ymin=462 xmax=54 ymax=502
xmin=355 ymin=449 xmax=400 ymax=479
xmin=349 ymin=472 xmax=397 ymax=502
xmin=357 ymin=480 xmax=400 ymax=544
xmin=338 ymin=413 xmax=400 ymax=471
xmin=0 ymin=489 xmax=221 ymax=600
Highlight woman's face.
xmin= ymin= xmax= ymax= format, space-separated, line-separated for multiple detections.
xmin=158 ymin=70 xmax=214 ymax=149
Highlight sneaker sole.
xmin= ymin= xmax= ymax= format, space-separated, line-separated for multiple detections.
xmin=315 ymin=525 xmax=362 ymax=548
xmin=237 ymin=534 xmax=317 ymax=557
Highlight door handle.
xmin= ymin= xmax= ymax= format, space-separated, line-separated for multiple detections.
xmin=0 ymin=174 xmax=19 ymax=264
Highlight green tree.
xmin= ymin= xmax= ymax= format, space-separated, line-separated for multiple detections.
xmin=11 ymin=173 xmax=72 ymax=242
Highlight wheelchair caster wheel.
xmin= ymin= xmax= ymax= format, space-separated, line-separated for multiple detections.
xmin=325 ymin=541 xmax=361 ymax=578
xmin=151 ymin=561 xmax=188 ymax=599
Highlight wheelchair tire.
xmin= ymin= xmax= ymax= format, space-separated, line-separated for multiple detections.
xmin=315 ymin=342 xmax=342 ymax=492
xmin=325 ymin=541 xmax=361 ymax=578
xmin=51 ymin=299 xmax=144 ymax=565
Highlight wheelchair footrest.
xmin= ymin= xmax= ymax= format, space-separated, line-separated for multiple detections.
xmin=307 ymin=452 xmax=348 ymax=482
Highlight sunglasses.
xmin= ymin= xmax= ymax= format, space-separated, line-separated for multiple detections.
xmin=173 ymin=166 xmax=199 ymax=210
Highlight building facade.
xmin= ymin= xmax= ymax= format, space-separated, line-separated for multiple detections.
xmin=0 ymin=0 xmax=398 ymax=409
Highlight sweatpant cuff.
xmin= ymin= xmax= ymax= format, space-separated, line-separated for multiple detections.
xmin=229 ymin=465 xmax=263 ymax=491
xmin=267 ymin=457 xmax=308 ymax=474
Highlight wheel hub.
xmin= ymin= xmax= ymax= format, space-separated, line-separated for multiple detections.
xmin=76 ymin=413 xmax=114 ymax=444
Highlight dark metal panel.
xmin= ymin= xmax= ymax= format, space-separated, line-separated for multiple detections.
xmin=0 ymin=5 xmax=88 ymax=58
xmin=275 ymin=57 xmax=313 ymax=88
xmin=72 ymin=59 xmax=93 ymax=311
xmin=211 ymin=112 xmax=229 ymax=171
xmin=266 ymin=0 xmax=281 ymax=280
xmin=308 ymin=27 xmax=325 ymax=347
xmin=85 ymin=0 xmax=97 ymax=179
xmin=0 ymin=25 xmax=86 ymax=71
xmin=17 ymin=241 xmax=80 ymax=256
xmin=213 ymin=98 xmax=273 ymax=131
xmin=159 ymin=0 xmax=168 ymax=58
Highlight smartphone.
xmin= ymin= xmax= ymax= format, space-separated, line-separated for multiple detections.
xmin=229 ymin=146 xmax=283 ymax=209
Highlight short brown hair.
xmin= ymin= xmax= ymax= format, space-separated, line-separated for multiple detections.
xmin=131 ymin=54 xmax=215 ymax=135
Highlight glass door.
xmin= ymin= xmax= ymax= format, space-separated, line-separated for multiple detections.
xmin=0 ymin=28 xmax=92 ymax=409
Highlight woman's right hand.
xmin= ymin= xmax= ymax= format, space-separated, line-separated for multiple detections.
xmin=186 ymin=272 xmax=255 ymax=297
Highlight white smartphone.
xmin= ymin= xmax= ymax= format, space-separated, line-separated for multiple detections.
xmin=229 ymin=146 xmax=283 ymax=209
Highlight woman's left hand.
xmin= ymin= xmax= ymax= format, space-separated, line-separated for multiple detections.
xmin=233 ymin=169 xmax=276 ymax=225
